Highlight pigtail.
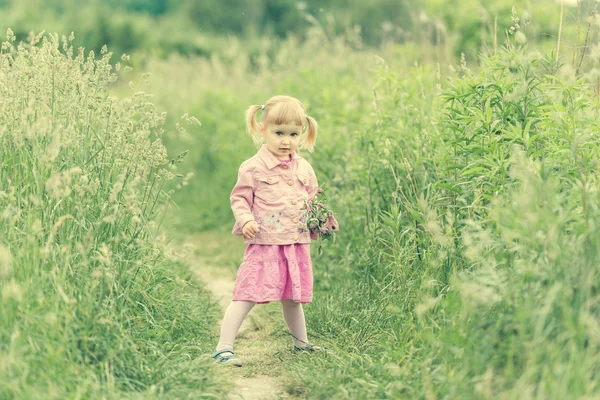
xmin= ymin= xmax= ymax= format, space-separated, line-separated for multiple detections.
xmin=245 ymin=105 xmax=263 ymax=140
xmin=303 ymin=115 xmax=318 ymax=152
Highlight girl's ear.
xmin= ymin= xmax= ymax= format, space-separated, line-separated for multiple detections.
xmin=259 ymin=122 xmax=265 ymax=136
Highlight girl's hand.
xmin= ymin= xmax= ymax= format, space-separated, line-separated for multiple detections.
xmin=242 ymin=220 xmax=260 ymax=239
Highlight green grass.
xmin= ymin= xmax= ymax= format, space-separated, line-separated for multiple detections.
xmin=4 ymin=2 xmax=600 ymax=397
xmin=146 ymin=18 xmax=600 ymax=399
xmin=0 ymin=31 xmax=225 ymax=398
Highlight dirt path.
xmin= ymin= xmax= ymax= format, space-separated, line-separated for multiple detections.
xmin=173 ymin=232 xmax=301 ymax=400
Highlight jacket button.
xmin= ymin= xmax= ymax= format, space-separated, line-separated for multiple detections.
xmin=266 ymin=178 xmax=272 ymax=183
xmin=303 ymin=179 xmax=308 ymax=184
xmin=281 ymin=164 xmax=289 ymax=169
xmin=293 ymin=235 xmax=299 ymax=241
xmin=293 ymin=217 xmax=299 ymax=223
xmin=291 ymin=200 xmax=297 ymax=205
xmin=287 ymin=180 xmax=293 ymax=186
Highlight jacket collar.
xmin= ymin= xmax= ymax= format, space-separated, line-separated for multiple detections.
xmin=258 ymin=144 xmax=302 ymax=170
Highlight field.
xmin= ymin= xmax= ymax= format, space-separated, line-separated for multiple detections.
xmin=2 ymin=1 xmax=600 ymax=398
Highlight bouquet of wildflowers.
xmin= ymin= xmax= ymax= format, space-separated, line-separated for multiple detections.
xmin=302 ymin=188 xmax=339 ymax=241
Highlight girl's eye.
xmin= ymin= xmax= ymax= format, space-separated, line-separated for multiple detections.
xmin=275 ymin=132 xmax=283 ymax=135
xmin=291 ymin=133 xmax=298 ymax=137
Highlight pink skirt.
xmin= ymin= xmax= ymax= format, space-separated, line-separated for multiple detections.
xmin=232 ymin=244 xmax=313 ymax=304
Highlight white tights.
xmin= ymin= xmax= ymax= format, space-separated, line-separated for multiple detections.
xmin=215 ymin=299 xmax=309 ymax=351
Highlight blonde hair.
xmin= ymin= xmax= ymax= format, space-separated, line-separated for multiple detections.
xmin=245 ymin=95 xmax=318 ymax=152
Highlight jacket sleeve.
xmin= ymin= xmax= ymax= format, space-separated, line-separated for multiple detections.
xmin=305 ymin=161 xmax=340 ymax=236
xmin=230 ymin=164 xmax=255 ymax=236
xmin=306 ymin=162 xmax=320 ymax=201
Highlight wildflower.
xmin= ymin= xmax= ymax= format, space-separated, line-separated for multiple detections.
xmin=509 ymin=7 xmax=520 ymax=34
xmin=304 ymin=188 xmax=339 ymax=242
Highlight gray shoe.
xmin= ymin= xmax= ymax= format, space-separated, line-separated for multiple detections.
xmin=211 ymin=349 xmax=243 ymax=367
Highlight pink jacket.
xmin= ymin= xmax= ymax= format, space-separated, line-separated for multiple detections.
xmin=230 ymin=144 xmax=321 ymax=245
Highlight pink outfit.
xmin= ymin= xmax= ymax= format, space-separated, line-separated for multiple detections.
xmin=230 ymin=144 xmax=319 ymax=245
xmin=230 ymin=144 xmax=321 ymax=304
xmin=232 ymin=244 xmax=313 ymax=304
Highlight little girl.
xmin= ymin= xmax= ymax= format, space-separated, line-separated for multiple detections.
xmin=211 ymin=95 xmax=336 ymax=367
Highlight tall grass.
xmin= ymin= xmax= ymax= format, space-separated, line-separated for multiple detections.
xmin=0 ymin=30 xmax=223 ymax=398
xmin=2 ymin=2 xmax=598 ymax=398
xmin=292 ymin=44 xmax=600 ymax=398
xmin=140 ymin=12 xmax=600 ymax=397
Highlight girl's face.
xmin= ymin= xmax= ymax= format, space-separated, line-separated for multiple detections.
xmin=260 ymin=122 xmax=303 ymax=160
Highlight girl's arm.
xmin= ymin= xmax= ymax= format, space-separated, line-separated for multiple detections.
xmin=230 ymin=164 xmax=255 ymax=236
xmin=306 ymin=163 xmax=320 ymax=201
xmin=306 ymin=162 xmax=340 ymax=234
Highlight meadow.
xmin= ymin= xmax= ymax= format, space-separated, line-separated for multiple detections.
xmin=2 ymin=0 xmax=600 ymax=398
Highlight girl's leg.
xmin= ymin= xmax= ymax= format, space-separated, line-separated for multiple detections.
xmin=216 ymin=300 xmax=256 ymax=351
xmin=281 ymin=299 xmax=309 ymax=348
